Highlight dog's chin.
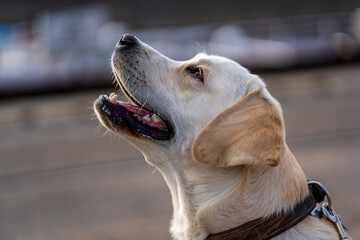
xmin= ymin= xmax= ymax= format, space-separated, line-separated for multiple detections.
xmin=94 ymin=94 xmax=174 ymax=141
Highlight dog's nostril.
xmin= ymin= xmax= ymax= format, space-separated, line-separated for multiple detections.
xmin=119 ymin=34 xmax=137 ymax=47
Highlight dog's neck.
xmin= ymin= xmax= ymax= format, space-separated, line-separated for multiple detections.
xmin=144 ymin=144 xmax=309 ymax=240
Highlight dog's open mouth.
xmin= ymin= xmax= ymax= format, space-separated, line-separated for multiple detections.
xmin=95 ymin=93 xmax=174 ymax=140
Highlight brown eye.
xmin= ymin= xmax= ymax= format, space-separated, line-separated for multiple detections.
xmin=186 ymin=66 xmax=204 ymax=82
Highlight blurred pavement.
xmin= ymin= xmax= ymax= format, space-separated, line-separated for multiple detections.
xmin=0 ymin=63 xmax=360 ymax=239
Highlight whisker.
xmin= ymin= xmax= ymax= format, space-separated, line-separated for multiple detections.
xmin=101 ymin=129 xmax=110 ymax=138
xmin=109 ymin=132 xmax=113 ymax=146
xmin=139 ymin=84 xmax=150 ymax=111
xmin=95 ymin=124 xmax=103 ymax=133
xmin=90 ymin=114 xmax=98 ymax=120
xmin=151 ymin=167 xmax=158 ymax=175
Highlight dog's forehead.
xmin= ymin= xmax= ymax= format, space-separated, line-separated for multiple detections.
xmin=190 ymin=54 xmax=250 ymax=77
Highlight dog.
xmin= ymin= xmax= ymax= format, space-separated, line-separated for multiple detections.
xmin=94 ymin=34 xmax=350 ymax=240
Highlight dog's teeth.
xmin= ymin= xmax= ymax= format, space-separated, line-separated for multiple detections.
xmin=151 ymin=114 xmax=165 ymax=124
xmin=132 ymin=114 xmax=141 ymax=121
xmin=110 ymin=94 xmax=118 ymax=103
xmin=143 ymin=114 xmax=151 ymax=121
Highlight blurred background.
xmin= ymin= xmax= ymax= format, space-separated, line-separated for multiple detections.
xmin=0 ymin=0 xmax=359 ymax=239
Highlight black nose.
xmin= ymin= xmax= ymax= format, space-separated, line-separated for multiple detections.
xmin=119 ymin=34 xmax=138 ymax=47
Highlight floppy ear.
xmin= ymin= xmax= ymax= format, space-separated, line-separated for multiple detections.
xmin=192 ymin=78 xmax=285 ymax=167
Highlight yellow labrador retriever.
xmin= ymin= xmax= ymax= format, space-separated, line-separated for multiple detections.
xmin=94 ymin=34 xmax=349 ymax=240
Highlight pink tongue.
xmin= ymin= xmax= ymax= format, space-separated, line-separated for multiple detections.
xmin=121 ymin=103 xmax=150 ymax=117
xmin=119 ymin=102 xmax=167 ymax=130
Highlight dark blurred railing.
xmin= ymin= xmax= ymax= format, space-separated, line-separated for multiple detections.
xmin=0 ymin=2 xmax=359 ymax=96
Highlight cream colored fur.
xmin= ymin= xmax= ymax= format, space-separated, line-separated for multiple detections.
xmin=95 ymin=37 xmax=349 ymax=240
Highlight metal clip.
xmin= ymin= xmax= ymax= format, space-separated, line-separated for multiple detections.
xmin=321 ymin=202 xmax=348 ymax=240
xmin=308 ymin=181 xmax=348 ymax=240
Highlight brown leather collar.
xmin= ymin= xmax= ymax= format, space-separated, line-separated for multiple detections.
xmin=206 ymin=194 xmax=317 ymax=240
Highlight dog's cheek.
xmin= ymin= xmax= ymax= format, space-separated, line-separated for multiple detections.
xmin=181 ymin=138 xmax=193 ymax=155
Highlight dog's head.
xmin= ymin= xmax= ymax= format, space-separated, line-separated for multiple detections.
xmin=94 ymin=34 xmax=285 ymax=167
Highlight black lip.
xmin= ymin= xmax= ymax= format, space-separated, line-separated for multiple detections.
xmin=96 ymin=95 xmax=174 ymax=140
